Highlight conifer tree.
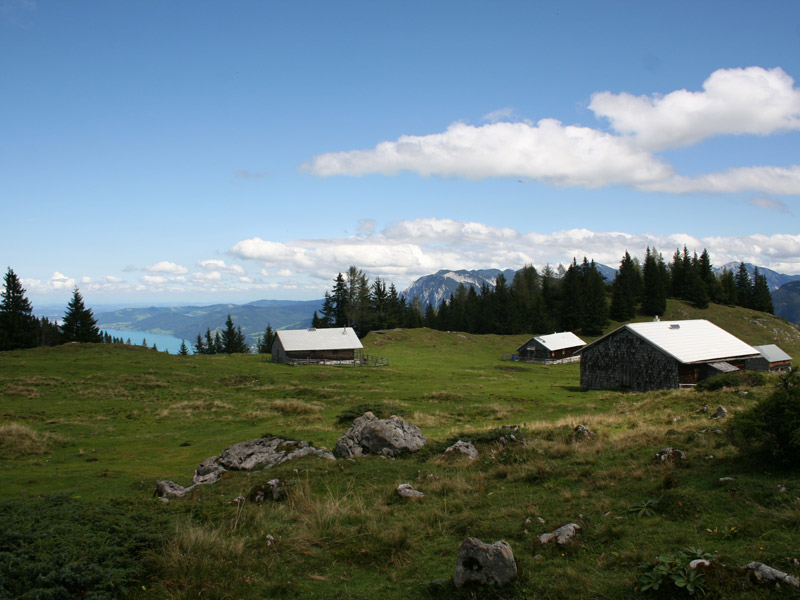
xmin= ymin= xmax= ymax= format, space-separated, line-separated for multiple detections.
xmin=720 ymin=268 xmax=737 ymax=305
xmin=178 ymin=340 xmax=190 ymax=355
xmin=194 ymin=333 xmax=207 ymax=354
xmin=580 ymin=258 xmax=609 ymax=335
xmin=258 ymin=324 xmax=276 ymax=354
xmin=60 ymin=287 xmax=102 ymax=343
xmin=751 ymin=268 xmax=774 ymax=314
xmin=641 ymin=247 xmax=668 ymax=316
xmin=609 ymin=251 xmax=641 ymax=322
xmin=0 ymin=267 xmax=39 ymax=350
xmin=735 ymin=262 xmax=753 ymax=308
xmin=221 ymin=314 xmax=248 ymax=353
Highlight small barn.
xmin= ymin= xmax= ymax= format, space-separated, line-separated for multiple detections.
xmin=748 ymin=344 xmax=792 ymax=372
xmin=576 ymin=319 xmax=760 ymax=392
xmin=271 ymin=327 xmax=363 ymax=364
xmin=515 ymin=331 xmax=585 ymax=363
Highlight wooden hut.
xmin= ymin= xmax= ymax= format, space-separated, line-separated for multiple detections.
xmin=271 ymin=327 xmax=363 ymax=364
xmin=748 ymin=344 xmax=792 ymax=372
xmin=576 ymin=319 xmax=760 ymax=392
xmin=515 ymin=331 xmax=585 ymax=363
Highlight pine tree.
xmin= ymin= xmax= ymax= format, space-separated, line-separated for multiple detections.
xmin=580 ymin=259 xmax=609 ymax=335
xmin=641 ymin=247 xmax=668 ymax=316
xmin=720 ymin=268 xmax=737 ymax=305
xmin=734 ymin=262 xmax=753 ymax=308
xmin=609 ymin=251 xmax=641 ymax=322
xmin=221 ymin=314 xmax=249 ymax=353
xmin=751 ymin=268 xmax=774 ymax=314
xmin=0 ymin=267 xmax=39 ymax=350
xmin=178 ymin=340 xmax=189 ymax=356
xmin=258 ymin=324 xmax=276 ymax=354
xmin=194 ymin=333 xmax=206 ymax=354
xmin=60 ymin=287 xmax=102 ymax=343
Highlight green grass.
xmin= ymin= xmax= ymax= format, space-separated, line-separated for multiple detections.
xmin=1 ymin=306 xmax=799 ymax=599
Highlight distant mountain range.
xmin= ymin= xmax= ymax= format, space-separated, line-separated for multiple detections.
xmin=715 ymin=262 xmax=800 ymax=291
xmin=92 ymin=263 xmax=800 ymax=339
xmin=95 ymin=299 xmax=322 ymax=343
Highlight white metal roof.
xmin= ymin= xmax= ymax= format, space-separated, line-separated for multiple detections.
xmin=275 ymin=327 xmax=363 ymax=352
xmin=753 ymin=344 xmax=792 ymax=363
xmin=624 ymin=319 xmax=759 ymax=364
xmin=530 ymin=331 xmax=586 ymax=352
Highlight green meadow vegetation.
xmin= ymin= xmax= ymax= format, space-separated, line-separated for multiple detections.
xmin=1 ymin=301 xmax=800 ymax=599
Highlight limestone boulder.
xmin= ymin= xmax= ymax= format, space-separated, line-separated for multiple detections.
xmin=454 ymin=537 xmax=517 ymax=588
xmin=218 ymin=438 xmax=335 ymax=471
xmin=539 ymin=523 xmax=582 ymax=546
xmin=445 ymin=440 xmax=479 ymax=460
xmin=335 ymin=412 xmax=426 ymax=458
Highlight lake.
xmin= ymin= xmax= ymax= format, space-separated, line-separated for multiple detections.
xmin=101 ymin=329 xmax=192 ymax=354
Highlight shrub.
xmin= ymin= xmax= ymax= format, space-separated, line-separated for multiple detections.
xmin=695 ymin=370 xmax=766 ymax=392
xmin=0 ymin=496 xmax=168 ymax=599
xmin=727 ymin=368 xmax=800 ymax=467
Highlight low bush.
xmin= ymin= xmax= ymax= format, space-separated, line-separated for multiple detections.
xmin=727 ymin=368 xmax=800 ymax=467
xmin=0 ymin=496 xmax=168 ymax=599
xmin=695 ymin=370 xmax=765 ymax=392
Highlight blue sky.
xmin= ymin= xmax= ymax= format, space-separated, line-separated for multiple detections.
xmin=2 ymin=0 xmax=800 ymax=305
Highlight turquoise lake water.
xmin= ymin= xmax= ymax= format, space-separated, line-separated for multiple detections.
xmin=101 ymin=329 xmax=191 ymax=354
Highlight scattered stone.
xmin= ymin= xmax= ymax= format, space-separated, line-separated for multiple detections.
xmin=711 ymin=406 xmax=728 ymax=419
xmin=689 ymin=559 xmax=711 ymax=569
xmin=672 ymin=416 xmax=682 ymax=423
xmin=656 ymin=447 xmax=687 ymax=463
xmin=778 ymin=484 xmax=788 ymax=494
xmin=249 ymin=478 xmax=289 ymax=503
xmin=445 ymin=440 xmax=479 ymax=460
xmin=396 ymin=483 xmax=424 ymax=498
xmin=154 ymin=480 xmax=194 ymax=499
xmin=230 ymin=495 xmax=246 ymax=504
xmin=719 ymin=477 xmax=735 ymax=483
xmin=536 ymin=516 xmax=546 ymax=524
xmin=265 ymin=534 xmax=276 ymax=547
xmin=539 ymin=523 xmax=582 ymax=546
xmin=218 ymin=438 xmax=335 ymax=471
xmin=744 ymin=562 xmax=800 ymax=587
xmin=454 ymin=537 xmax=517 ymax=588
xmin=573 ymin=424 xmax=594 ymax=440
xmin=701 ymin=404 xmax=709 ymax=413
xmin=334 ymin=412 xmax=426 ymax=458
xmin=193 ymin=456 xmax=226 ymax=485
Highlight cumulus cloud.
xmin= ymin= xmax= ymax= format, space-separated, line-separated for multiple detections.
xmin=590 ymin=66 xmax=800 ymax=150
xmin=142 ymin=275 xmax=167 ymax=284
xmin=302 ymin=66 xmax=800 ymax=196
xmin=230 ymin=218 xmax=800 ymax=289
xmin=197 ymin=259 xmax=245 ymax=275
xmin=105 ymin=275 xmax=124 ymax=283
xmin=302 ymin=119 xmax=673 ymax=188
xmin=145 ymin=261 xmax=188 ymax=275
xmin=50 ymin=272 xmax=75 ymax=290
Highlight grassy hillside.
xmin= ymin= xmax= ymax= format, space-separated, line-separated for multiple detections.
xmin=1 ymin=305 xmax=798 ymax=599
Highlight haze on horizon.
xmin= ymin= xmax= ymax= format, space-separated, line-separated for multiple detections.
xmin=2 ymin=1 xmax=799 ymax=307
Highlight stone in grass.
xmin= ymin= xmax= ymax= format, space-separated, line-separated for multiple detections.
xmin=249 ymin=478 xmax=289 ymax=503
xmin=193 ymin=456 xmax=226 ymax=485
xmin=711 ymin=406 xmax=728 ymax=419
xmin=454 ymin=537 xmax=517 ymax=588
xmin=396 ymin=483 xmax=424 ymax=498
xmin=656 ymin=447 xmax=687 ymax=463
xmin=744 ymin=562 xmax=800 ymax=588
xmin=154 ymin=480 xmax=194 ymax=499
xmin=539 ymin=523 xmax=582 ymax=546
xmin=335 ymin=412 xmax=426 ymax=459
xmin=445 ymin=440 xmax=479 ymax=460
xmin=572 ymin=424 xmax=594 ymax=440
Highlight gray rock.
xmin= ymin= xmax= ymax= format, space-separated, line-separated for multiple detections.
xmin=454 ymin=537 xmax=517 ymax=588
xmin=539 ymin=523 xmax=582 ymax=546
xmin=445 ymin=440 xmax=479 ymax=460
xmin=193 ymin=456 xmax=226 ymax=485
xmin=573 ymin=424 xmax=594 ymax=440
xmin=711 ymin=406 xmax=728 ymax=419
xmin=335 ymin=412 xmax=426 ymax=459
xmin=656 ymin=447 xmax=687 ymax=462
xmin=154 ymin=480 xmax=194 ymax=499
xmin=249 ymin=478 xmax=288 ymax=502
xmin=744 ymin=562 xmax=800 ymax=587
xmin=396 ymin=483 xmax=424 ymax=498
xmin=217 ymin=437 xmax=335 ymax=471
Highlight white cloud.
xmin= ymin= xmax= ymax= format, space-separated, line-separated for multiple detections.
xmin=302 ymin=66 xmax=800 ymax=196
xmin=50 ymin=272 xmax=75 ymax=290
xmin=277 ymin=269 xmax=293 ymax=277
xmin=105 ymin=275 xmax=124 ymax=283
xmin=482 ymin=107 xmax=516 ymax=123
xmin=637 ymin=166 xmax=800 ymax=195
xmin=197 ymin=259 xmax=245 ymax=275
xmin=145 ymin=261 xmax=188 ymax=275
xmin=192 ymin=271 xmax=222 ymax=282
xmin=590 ymin=66 xmax=800 ymax=150
xmin=230 ymin=218 xmax=800 ymax=289
xmin=302 ymin=119 xmax=673 ymax=188
xmin=142 ymin=275 xmax=167 ymax=284
xmin=80 ymin=276 xmax=92 ymax=284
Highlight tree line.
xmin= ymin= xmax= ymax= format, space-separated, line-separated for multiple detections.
xmin=315 ymin=249 xmax=775 ymax=339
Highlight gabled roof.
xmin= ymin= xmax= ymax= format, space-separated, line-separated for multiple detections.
xmin=577 ymin=319 xmax=760 ymax=364
xmin=526 ymin=331 xmax=586 ymax=352
xmin=275 ymin=327 xmax=363 ymax=352
xmin=752 ymin=344 xmax=792 ymax=363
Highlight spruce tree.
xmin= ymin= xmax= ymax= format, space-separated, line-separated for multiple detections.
xmin=609 ymin=252 xmax=641 ymax=322
xmin=194 ymin=333 xmax=206 ymax=354
xmin=641 ymin=247 xmax=668 ymax=316
xmin=60 ymin=287 xmax=102 ymax=343
xmin=580 ymin=259 xmax=609 ymax=335
xmin=178 ymin=340 xmax=189 ymax=356
xmin=258 ymin=324 xmax=276 ymax=354
xmin=734 ymin=262 xmax=753 ymax=308
xmin=751 ymin=268 xmax=774 ymax=314
xmin=0 ymin=267 xmax=39 ymax=350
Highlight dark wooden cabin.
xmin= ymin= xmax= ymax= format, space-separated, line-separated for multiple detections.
xmin=748 ymin=344 xmax=792 ymax=372
xmin=271 ymin=327 xmax=363 ymax=364
xmin=576 ymin=319 xmax=760 ymax=392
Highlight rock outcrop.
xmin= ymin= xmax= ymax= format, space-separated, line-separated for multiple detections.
xmin=445 ymin=440 xmax=479 ymax=460
xmin=539 ymin=523 xmax=582 ymax=546
xmin=454 ymin=537 xmax=517 ymax=588
xmin=335 ymin=412 xmax=426 ymax=458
